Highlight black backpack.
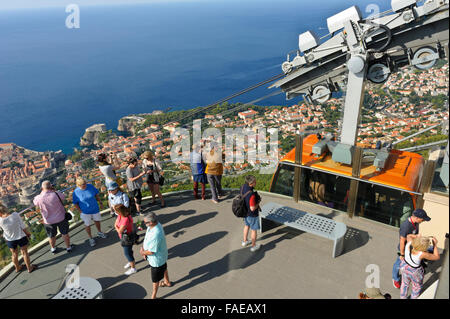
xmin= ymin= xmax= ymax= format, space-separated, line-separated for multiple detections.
xmin=232 ymin=186 xmax=253 ymax=218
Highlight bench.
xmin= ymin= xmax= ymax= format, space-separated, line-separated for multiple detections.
xmin=258 ymin=202 xmax=347 ymax=258
xmin=52 ymin=277 xmax=103 ymax=299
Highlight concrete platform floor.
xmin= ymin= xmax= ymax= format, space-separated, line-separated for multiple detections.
xmin=0 ymin=190 xmax=444 ymax=299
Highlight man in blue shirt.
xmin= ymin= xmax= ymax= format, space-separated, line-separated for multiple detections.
xmin=107 ymin=182 xmax=129 ymax=217
xmin=140 ymin=212 xmax=171 ymax=299
xmin=72 ymin=177 xmax=107 ymax=247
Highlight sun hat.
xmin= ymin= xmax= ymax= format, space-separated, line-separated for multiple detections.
xmin=364 ymin=287 xmax=385 ymax=299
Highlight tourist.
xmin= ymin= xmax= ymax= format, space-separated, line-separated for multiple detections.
xmin=33 ymin=180 xmax=73 ymax=253
xmin=0 ymin=203 xmax=37 ymax=273
xmin=114 ymin=204 xmax=137 ymax=276
xmin=108 ymin=181 xmax=129 ymax=217
xmin=72 ymin=176 xmax=107 ymax=247
xmin=140 ymin=212 xmax=171 ymax=299
xmin=400 ymin=234 xmax=440 ymax=299
xmin=142 ymin=151 xmax=166 ymax=207
xmin=97 ymin=153 xmax=121 ymax=189
xmin=392 ymin=208 xmax=431 ymax=289
xmin=190 ymin=143 xmax=206 ymax=200
xmin=126 ymin=158 xmax=147 ymax=215
xmin=241 ymin=175 xmax=262 ymax=252
xmin=205 ymin=142 xmax=224 ymax=204
xmin=358 ymin=287 xmax=391 ymax=299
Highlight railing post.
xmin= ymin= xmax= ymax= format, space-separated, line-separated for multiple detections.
xmin=293 ymin=134 xmax=303 ymax=203
xmin=416 ymin=159 xmax=437 ymax=209
xmin=347 ymin=146 xmax=362 ymax=218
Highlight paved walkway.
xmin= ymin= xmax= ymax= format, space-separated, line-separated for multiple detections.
xmin=0 ymin=190 xmax=443 ymax=299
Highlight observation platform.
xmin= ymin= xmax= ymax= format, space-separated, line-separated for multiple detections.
xmin=0 ymin=190 xmax=443 ymax=299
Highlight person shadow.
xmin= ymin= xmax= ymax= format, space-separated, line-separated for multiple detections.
xmin=97 ymin=275 xmax=147 ymax=299
xmin=168 ymin=231 xmax=228 ymax=259
xmin=160 ymin=229 xmax=295 ymax=298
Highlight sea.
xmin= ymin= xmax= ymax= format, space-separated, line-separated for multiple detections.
xmin=0 ymin=0 xmax=389 ymax=154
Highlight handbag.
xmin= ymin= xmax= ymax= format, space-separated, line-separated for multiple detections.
xmin=55 ymin=192 xmax=72 ymax=221
xmin=120 ymin=216 xmax=137 ymax=246
xmin=154 ymin=159 xmax=165 ymax=186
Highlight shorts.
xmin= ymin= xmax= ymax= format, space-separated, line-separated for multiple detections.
xmin=193 ymin=174 xmax=207 ymax=184
xmin=81 ymin=212 xmax=102 ymax=226
xmin=130 ymin=189 xmax=142 ymax=205
xmin=150 ymin=263 xmax=167 ymax=283
xmin=244 ymin=215 xmax=260 ymax=231
xmin=44 ymin=219 xmax=70 ymax=238
xmin=6 ymin=236 xmax=29 ymax=250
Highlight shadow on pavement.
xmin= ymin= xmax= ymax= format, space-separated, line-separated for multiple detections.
xmin=160 ymin=229 xmax=298 ymax=298
xmin=98 ymin=274 xmax=147 ymax=299
xmin=163 ymin=211 xmax=218 ymax=236
xmin=168 ymin=231 xmax=228 ymax=259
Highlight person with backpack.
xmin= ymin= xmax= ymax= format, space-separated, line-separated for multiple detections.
xmin=241 ymin=175 xmax=262 ymax=252
xmin=108 ymin=182 xmax=130 ymax=217
xmin=114 ymin=204 xmax=137 ymax=276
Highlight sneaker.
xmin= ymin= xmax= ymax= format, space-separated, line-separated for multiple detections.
xmin=241 ymin=240 xmax=252 ymax=247
xmin=250 ymin=244 xmax=261 ymax=252
xmin=66 ymin=245 xmax=74 ymax=253
xmin=393 ymin=279 xmax=401 ymax=289
xmin=89 ymin=238 xmax=96 ymax=247
xmin=97 ymin=232 xmax=107 ymax=239
xmin=124 ymin=262 xmax=131 ymax=269
xmin=125 ymin=268 xmax=137 ymax=276
xmin=211 ymin=199 xmax=219 ymax=204
xmin=50 ymin=247 xmax=58 ymax=254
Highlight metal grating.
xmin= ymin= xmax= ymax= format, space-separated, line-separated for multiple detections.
xmin=266 ymin=206 xmax=336 ymax=236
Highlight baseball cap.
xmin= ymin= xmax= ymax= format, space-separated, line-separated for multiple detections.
xmin=107 ymin=182 xmax=119 ymax=191
xmin=412 ymin=208 xmax=431 ymax=221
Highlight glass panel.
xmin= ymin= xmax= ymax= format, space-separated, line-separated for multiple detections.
xmin=430 ymin=149 xmax=449 ymax=195
xmin=299 ymin=168 xmax=351 ymax=211
xmin=356 ymin=182 xmax=414 ymax=227
xmin=271 ymin=164 xmax=295 ymax=197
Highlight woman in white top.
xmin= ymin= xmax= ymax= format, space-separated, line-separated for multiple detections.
xmin=97 ymin=153 xmax=122 ymax=189
xmin=142 ymin=151 xmax=165 ymax=207
xmin=399 ymin=234 xmax=440 ymax=299
xmin=0 ymin=203 xmax=37 ymax=273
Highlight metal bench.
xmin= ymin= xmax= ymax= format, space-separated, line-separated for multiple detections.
xmin=259 ymin=202 xmax=347 ymax=258
xmin=52 ymin=277 xmax=103 ymax=299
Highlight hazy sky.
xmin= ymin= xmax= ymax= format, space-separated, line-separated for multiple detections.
xmin=0 ymin=0 xmax=211 ymax=10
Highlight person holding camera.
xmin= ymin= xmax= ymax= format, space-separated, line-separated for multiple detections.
xmin=241 ymin=175 xmax=262 ymax=252
xmin=399 ymin=234 xmax=440 ymax=299
xmin=0 ymin=203 xmax=37 ymax=273
xmin=97 ymin=153 xmax=122 ymax=189
xmin=392 ymin=208 xmax=431 ymax=289
xmin=33 ymin=180 xmax=73 ymax=254
xmin=114 ymin=204 xmax=137 ymax=276
xmin=126 ymin=157 xmax=148 ymax=215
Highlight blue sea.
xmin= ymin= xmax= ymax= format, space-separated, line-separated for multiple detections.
xmin=0 ymin=0 xmax=389 ymax=154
